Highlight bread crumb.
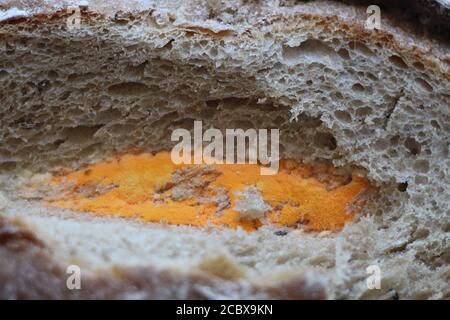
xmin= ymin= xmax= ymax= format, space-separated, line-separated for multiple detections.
xmin=234 ymin=186 xmax=271 ymax=221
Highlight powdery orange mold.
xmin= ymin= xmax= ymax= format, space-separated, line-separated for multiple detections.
xmin=44 ymin=151 xmax=370 ymax=232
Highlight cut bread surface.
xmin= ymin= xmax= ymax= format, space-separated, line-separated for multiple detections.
xmin=28 ymin=151 xmax=370 ymax=231
xmin=0 ymin=0 xmax=449 ymax=299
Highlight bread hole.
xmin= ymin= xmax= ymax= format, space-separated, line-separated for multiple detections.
xmin=438 ymin=143 xmax=448 ymax=158
xmin=390 ymin=134 xmax=400 ymax=145
xmin=352 ymin=83 xmax=365 ymax=92
xmin=63 ymin=125 xmax=103 ymax=144
xmin=348 ymin=41 xmax=376 ymax=58
xmin=350 ymin=100 xmax=364 ymax=108
xmin=360 ymin=127 xmax=374 ymax=136
xmin=413 ymin=227 xmax=430 ymax=240
xmin=205 ymin=99 xmax=221 ymax=108
xmin=0 ymin=148 xmax=11 ymax=158
xmin=77 ymin=143 xmax=103 ymax=159
xmin=36 ymin=40 xmax=48 ymax=49
xmin=149 ymin=111 xmax=179 ymax=129
xmin=0 ymin=70 xmax=9 ymax=80
xmin=413 ymin=160 xmax=430 ymax=173
xmin=411 ymin=194 xmax=425 ymax=206
xmin=209 ymin=46 xmax=218 ymax=57
xmin=16 ymin=37 xmax=29 ymax=47
xmin=0 ymin=161 xmax=16 ymax=171
xmin=366 ymin=72 xmax=378 ymax=81
xmin=60 ymin=91 xmax=71 ymax=101
xmin=162 ymin=39 xmax=174 ymax=50
xmin=334 ymin=92 xmax=344 ymax=100
xmin=388 ymin=148 xmax=398 ymax=157
xmin=29 ymin=104 xmax=44 ymax=112
xmin=277 ymin=77 xmax=287 ymax=85
xmin=36 ymin=80 xmax=50 ymax=93
xmin=51 ymin=139 xmax=66 ymax=148
xmin=282 ymin=39 xmax=339 ymax=66
xmin=199 ymin=108 xmax=216 ymax=119
xmin=413 ymin=62 xmax=425 ymax=71
xmin=193 ymin=65 xmax=209 ymax=76
xmin=125 ymin=61 xmax=147 ymax=78
xmin=314 ymin=132 xmax=337 ymax=150
xmin=397 ymin=182 xmax=408 ymax=192
xmin=343 ymin=129 xmax=355 ymax=138
xmin=356 ymin=106 xmax=372 ymax=117
xmin=273 ymin=116 xmax=286 ymax=127
xmin=96 ymin=108 xmax=124 ymax=123
xmin=47 ymin=70 xmax=59 ymax=79
xmin=67 ymin=72 xmax=96 ymax=82
xmin=113 ymin=17 xmax=129 ymax=26
xmin=334 ymin=110 xmax=352 ymax=123
xmin=331 ymin=38 xmax=341 ymax=46
xmin=430 ymin=120 xmax=440 ymax=130
xmin=389 ymin=55 xmax=408 ymax=69
xmin=14 ymin=117 xmax=41 ymax=130
xmin=221 ymin=97 xmax=250 ymax=108
xmin=414 ymin=78 xmax=433 ymax=92
xmin=337 ymin=48 xmax=350 ymax=60
xmin=104 ymin=124 xmax=136 ymax=136
xmin=3 ymin=137 xmax=22 ymax=146
xmin=374 ymin=139 xmax=388 ymax=151
xmin=414 ymin=175 xmax=428 ymax=185
xmin=404 ymin=137 xmax=421 ymax=155
xmin=108 ymin=82 xmax=149 ymax=96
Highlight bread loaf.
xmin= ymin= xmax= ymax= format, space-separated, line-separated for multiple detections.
xmin=0 ymin=0 xmax=448 ymax=299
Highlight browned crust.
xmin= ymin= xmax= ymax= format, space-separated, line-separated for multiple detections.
xmin=1 ymin=0 xmax=449 ymax=37
xmin=0 ymin=217 xmax=326 ymax=299
xmin=0 ymin=1 xmax=448 ymax=78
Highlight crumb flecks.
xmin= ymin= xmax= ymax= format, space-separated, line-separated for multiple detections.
xmin=41 ymin=151 xmax=370 ymax=232
xmin=234 ymin=186 xmax=271 ymax=221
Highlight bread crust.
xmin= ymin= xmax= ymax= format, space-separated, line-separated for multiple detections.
xmin=1 ymin=0 xmax=449 ymax=40
xmin=1 ymin=1 xmax=448 ymax=75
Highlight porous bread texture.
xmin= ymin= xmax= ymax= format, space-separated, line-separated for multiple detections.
xmin=0 ymin=182 xmax=447 ymax=299
xmin=0 ymin=0 xmax=448 ymax=299
xmin=0 ymin=215 xmax=326 ymax=299
xmin=0 ymin=195 xmax=330 ymax=299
